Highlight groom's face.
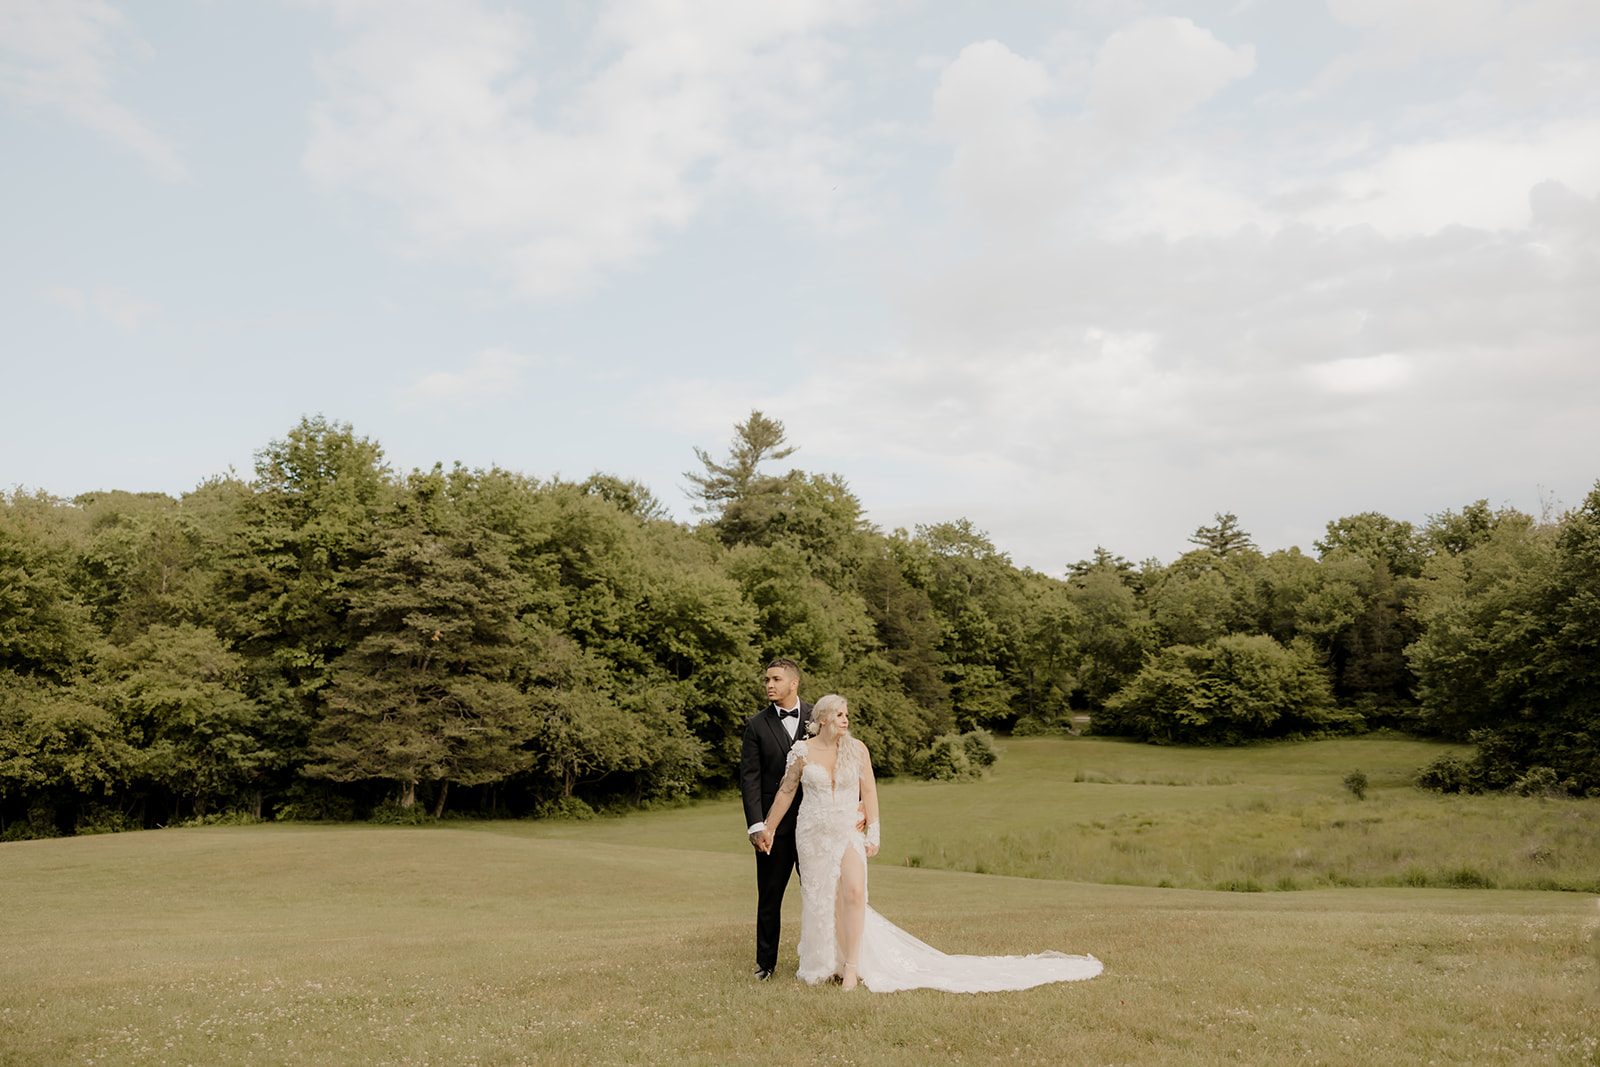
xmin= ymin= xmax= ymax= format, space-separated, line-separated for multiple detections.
xmin=764 ymin=666 xmax=799 ymax=707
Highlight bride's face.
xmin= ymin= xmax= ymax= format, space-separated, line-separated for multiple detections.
xmin=831 ymin=703 xmax=849 ymax=735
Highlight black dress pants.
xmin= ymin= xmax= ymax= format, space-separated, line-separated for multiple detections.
xmin=754 ymin=831 xmax=800 ymax=971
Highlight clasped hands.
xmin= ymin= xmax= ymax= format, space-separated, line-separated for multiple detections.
xmin=753 ymin=806 xmax=873 ymax=856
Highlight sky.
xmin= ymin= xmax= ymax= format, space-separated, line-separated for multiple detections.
xmin=3 ymin=0 xmax=1598 ymax=572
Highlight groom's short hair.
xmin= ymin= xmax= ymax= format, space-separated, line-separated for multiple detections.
xmin=766 ymin=656 xmax=800 ymax=681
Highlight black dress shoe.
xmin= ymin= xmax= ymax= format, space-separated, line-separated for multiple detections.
xmin=754 ymin=967 xmax=775 ymax=981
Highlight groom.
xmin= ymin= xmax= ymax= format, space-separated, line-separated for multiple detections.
xmin=739 ymin=656 xmax=811 ymax=980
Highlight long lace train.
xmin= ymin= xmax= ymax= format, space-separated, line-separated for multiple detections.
xmin=856 ymin=906 xmax=1102 ymax=993
xmin=788 ymin=738 xmax=1102 ymax=993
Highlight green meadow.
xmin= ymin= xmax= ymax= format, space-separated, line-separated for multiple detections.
xmin=2 ymin=736 xmax=1597 ymax=1065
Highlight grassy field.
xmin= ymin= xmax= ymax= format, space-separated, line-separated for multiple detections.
xmin=505 ymin=735 xmax=1600 ymax=893
xmin=2 ymin=735 xmax=1597 ymax=1066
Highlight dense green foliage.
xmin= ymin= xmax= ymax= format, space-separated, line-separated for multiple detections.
xmin=2 ymin=413 xmax=1598 ymax=834
xmin=1408 ymin=494 xmax=1600 ymax=796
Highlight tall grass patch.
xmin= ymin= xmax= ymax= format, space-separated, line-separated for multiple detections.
xmin=877 ymin=737 xmax=1600 ymax=892
xmin=498 ymin=736 xmax=1600 ymax=895
xmin=900 ymin=790 xmax=1600 ymax=892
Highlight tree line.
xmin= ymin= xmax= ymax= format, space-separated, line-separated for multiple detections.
xmin=2 ymin=413 xmax=1596 ymax=838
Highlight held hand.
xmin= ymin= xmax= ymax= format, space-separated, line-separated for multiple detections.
xmin=757 ymin=829 xmax=774 ymax=854
xmin=748 ymin=831 xmax=765 ymax=852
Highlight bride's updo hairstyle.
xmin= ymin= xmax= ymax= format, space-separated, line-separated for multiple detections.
xmin=807 ymin=694 xmax=847 ymax=740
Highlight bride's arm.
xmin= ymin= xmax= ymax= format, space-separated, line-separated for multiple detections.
xmin=758 ymin=754 xmax=804 ymax=853
xmin=858 ymin=740 xmax=881 ymax=858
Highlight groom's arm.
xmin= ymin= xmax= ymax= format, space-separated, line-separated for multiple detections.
xmin=739 ymin=717 xmax=766 ymax=841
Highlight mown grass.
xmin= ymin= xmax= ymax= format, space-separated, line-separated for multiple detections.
xmin=1 ymin=825 xmax=1597 ymax=1066
xmin=2 ymin=735 xmax=1598 ymax=1065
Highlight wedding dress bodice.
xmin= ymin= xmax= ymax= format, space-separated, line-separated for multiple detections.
xmin=794 ymin=741 xmax=865 ymax=832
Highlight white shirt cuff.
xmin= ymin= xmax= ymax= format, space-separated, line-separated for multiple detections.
xmin=747 ymin=822 xmax=766 ymax=836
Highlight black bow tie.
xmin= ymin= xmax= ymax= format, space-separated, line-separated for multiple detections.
xmin=777 ymin=707 xmax=799 ymax=719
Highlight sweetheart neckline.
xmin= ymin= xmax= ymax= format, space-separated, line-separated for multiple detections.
xmin=798 ymin=738 xmax=852 ymax=793
xmin=805 ymin=757 xmax=838 ymax=791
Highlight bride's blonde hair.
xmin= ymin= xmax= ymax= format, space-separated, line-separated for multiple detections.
xmin=807 ymin=694 xmax=846 ymax=739
xmin=806 ymin=694 xmax=861 ymax=776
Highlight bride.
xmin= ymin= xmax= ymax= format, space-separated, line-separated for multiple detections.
xmin=758 ymin=694 xmax=1102 ymax=992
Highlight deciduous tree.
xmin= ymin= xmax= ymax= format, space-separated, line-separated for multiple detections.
xmin=306 ymin=469 xmax=531 ymax=811
xmin=1102 ymin=633 xmax=1345 ymax=744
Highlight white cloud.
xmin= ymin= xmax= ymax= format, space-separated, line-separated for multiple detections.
xmin=395 ymin=347 xmax=534 ymax=410
xmin=1100 ymin=168 xmax=1270 ymax=239
xmin=0 ymin=0 xmax=185 ymax=178
xmin=303 ymin=0 xmax=863 ymax=298
xmin=1325 ymin=0 xmax=1503 ymax=62
xmin=934 ymin=41 xmax=1054 ymax=133
xmin=1086 ymin=17 xmax=1255 ymax=136
xmin=1300 ymin=120 xmax=1600 ymax=236
xmin=1307 ymin=353 xmax=1413 ymax=394
xmin=929 ymin=20 xmax=1255 ymax=229
xmin=38 ymin=283 xmax=157 ymax=330
xmin=1322 ymin=0 xmax=1600 ymax=107
xmin=808 ymin=171 xmax=1598 ymax=559
xmin=39 ymin=284 xmax=88 ymax=316
xmin=923 ymin=14 xmax=1595 ymax=251
xmin=931 ymin=40 xmax=1061 ymax=227
xmin=1530 ymin=178 xmax=1600 ymax=234
xmin=881 ymin=13 xmax=1599 ymax=558
xmin=93 ymin=286 xmax=155 ymax=331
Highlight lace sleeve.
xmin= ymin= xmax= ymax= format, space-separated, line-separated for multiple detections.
xmin=774 ymin=740 xmax=806 ymax=796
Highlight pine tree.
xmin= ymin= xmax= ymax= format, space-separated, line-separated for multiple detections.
xmin=1188 ymin=513 xmax=1256 ymax=559
xmin=683 ymin=410 xmax=796 ymax=515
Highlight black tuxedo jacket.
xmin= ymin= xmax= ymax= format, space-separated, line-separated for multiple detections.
xmin=739 ymin=701 xmax=813 ymax=837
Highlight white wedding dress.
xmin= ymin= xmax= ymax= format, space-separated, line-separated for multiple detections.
xmin=787 ymin=738 xmax=1102 ymax=993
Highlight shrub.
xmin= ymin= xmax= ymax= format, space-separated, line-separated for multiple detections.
xmin=1416 ymin=744 xmax=1585 ymax=798
xmin=1342 ymin=770 xmax=1368 ymax=800
xmin=273 ymin=802 xmax=325 ymax=823
xmin=1415 ymin=753 xmax=1477 ymax=794
xmin=0 ymin=800 xmax=60 ymax=841
xmin=535 ymin=796 xmax=596 ymax=820
xmin=174 ymin=810 xmax=262 ymax=828
xmin=368 ymin=801 xmax=435 ymax=825
xmin=1510 ymin=766 xmax=1574 ymax=798
xmin=1469 ymin=729 xmax=1533 ymax=791
xmin=914 ymin=735 xmax=971 ymax=781
xmin=912 ymin=730 xmax=999 ymax=781
xmin=1443 ymin=866 xmax=1494 ymax=889
xmin=961 ymin=728 xmax=998 ymax=769
xmin=1214 ymin=878 xmax=1263 ymax=892
xmin=76 ymin=804 xmax=141 ymax=835
xmin=273 ymin=785 xmax=357 ymax=822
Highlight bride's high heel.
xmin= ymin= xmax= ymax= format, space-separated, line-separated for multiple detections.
xmin=841 ymin=962 xmax=859 ymax=991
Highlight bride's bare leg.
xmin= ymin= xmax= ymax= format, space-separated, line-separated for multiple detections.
xmin=836 ymin=846 xmax=867 ymax=989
